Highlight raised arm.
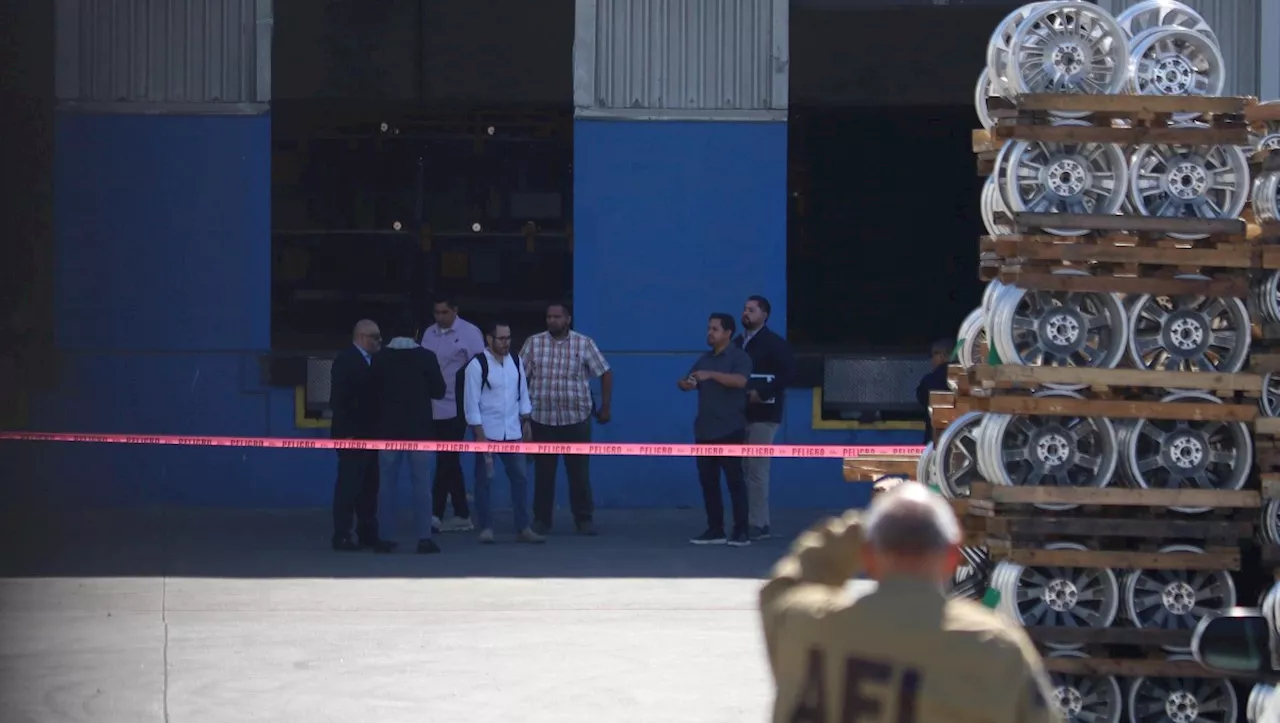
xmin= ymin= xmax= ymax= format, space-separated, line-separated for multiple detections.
xmin=759 ymin=511 xmax=865 ymax=675
xmin=710 ymin=350 xmax=752 ymax=389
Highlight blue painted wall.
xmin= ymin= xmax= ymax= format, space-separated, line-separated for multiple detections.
xmin=3 ymin=113 xmax=917 ymax=512
xmin=9 ymin=112 xmax=290 ymax=506
xmin=568 ymin=118 xmax=915 ymax=513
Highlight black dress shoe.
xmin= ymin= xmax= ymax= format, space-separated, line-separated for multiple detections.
xmin=417 ymin=539 xmax=442 ymax=554
xmin=332 ymin=536 xmax=361 ymax=552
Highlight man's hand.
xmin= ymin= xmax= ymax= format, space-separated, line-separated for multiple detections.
xmin=747 ymin=389 xmax=762 ymax=404
xmin=521 ymin=418 xmax=532 ymax=442
xmin=472 ymin=426 xmax=486 ymax=444
xmin=596 ymin=405 xmax=612 ymax=424
xmin=691 ymin=370 xmax=715 ymax=382
xmin=677 ymin=378 xmax=696 ymax=391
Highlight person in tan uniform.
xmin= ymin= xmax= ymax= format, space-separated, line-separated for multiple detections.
xmin=759 ymin=482 xmax=1060 ymax=723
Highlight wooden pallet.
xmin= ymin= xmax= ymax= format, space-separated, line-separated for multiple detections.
xmin=981 ymin=235 xmax=1280 ymax=270
xmin=990 ymin=121 xmax=1249 ymax=146
xmin=985 ymin=267 xmax=1249 ymax=297
xmin=970 ymin=483 xmax=1256 ymax=550
xmin=1007 ymin=212 xmax=1247 ymax=238
xmin=986 ymin=94 xmax=1251 ymax=146
xmin=989 ymin=93 xmax=1250 ymax=118
xmin=985 ymin=541 xmax=1242 ymax=571
xmin=985 ymin=230 xmax=1265 ymax=250
xmin=947 ymin=389 xmax=1258 ymax=422
xmin=1042 ymin=656 xmax=1248 ymax=679
xmin=953 ymin=365 xmax=1264 ymax=399
xmin=970 ymin=484 xmax=1254 ymax=571
xmin=842 ymin=455 xmax=918 ymax=483
xmin=927 ymin=390 xmax=963 ymax=432
xmin=1249 ymin=100 xmax=1280 ymax=125
xmin=1026 ymin=626 xmax=1193 ymax=649
xmin=1251 ymin=149 xmax=1280 ymax=173
xmin=982 ymin=513 xmax=1254 ymax=543
xmin=968 ymin=482 xmax=1263 ymax=513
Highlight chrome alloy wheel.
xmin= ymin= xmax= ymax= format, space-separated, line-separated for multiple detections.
xmin=1127 ymin=27 xmax=1226 ymax=121
xmin=1128 ymin=130 xmax=1250 ymax=240
xmin=1006 ymin=2 xmax=1131 ymax=101
xmin=976 ymin=390 xmax=1118 ymax=511
xmin=1121 ymin=545 xmax=1237 ymax=652
xmin=1118 ymin=391 xmax=1252 ymax=513
xmin=931 ymin=412 xmax=985 ymax=499
xmin=1002 ymin=120 xmax=1129 ymax=236
xmin=1115 ymin=0 xmax=1219 ymax=49
xmin=990 ymin=541 xmax=1120 ymax=649
xmin=1125 ymin=284 xmax=1251 ymax=376
xmin=1126 ymin=660 xmax=1238 ymax=723
xmin=987 ymin=277 xmax=1129 ymax=385
xmin=1047 ymin=651 xmax=1124 ymax=723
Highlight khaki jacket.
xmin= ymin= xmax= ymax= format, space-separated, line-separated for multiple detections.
xmin=759 ymin=512 xmax=1061 ymax=723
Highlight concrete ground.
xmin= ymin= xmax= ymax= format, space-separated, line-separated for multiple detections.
xmin=0 ymin=505 xmax=843 ymax=723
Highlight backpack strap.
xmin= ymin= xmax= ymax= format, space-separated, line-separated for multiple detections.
xmin=476 ymin=353 xmax=490 ymax=389
xmin=512 ymin=351 xmax=522 ymax=401
xmin=475 ymin=352 xmax=520 ymax=401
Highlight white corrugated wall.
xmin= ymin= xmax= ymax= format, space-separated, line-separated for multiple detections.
xmin=1094 ymin=0 xmax=1262 ymax=97
xmin=56 ymin=0 xmax=272 ymax=111
xmin=574 ymin=0 xmax=788 ymax=120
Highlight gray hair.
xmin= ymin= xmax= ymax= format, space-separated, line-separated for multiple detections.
xmin=862 ymin=481 xmax=960 ymax=556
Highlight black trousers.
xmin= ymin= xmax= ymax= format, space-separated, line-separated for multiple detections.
xmin=333 ymin=449 xmax=379 ymax=541
xmin=433 ymin=415 xmax=471 ymax=519
xmin=695 ymin=430 xmax=748 ymax=534
xmin=531 ymin=420 xmax=594 ymax=526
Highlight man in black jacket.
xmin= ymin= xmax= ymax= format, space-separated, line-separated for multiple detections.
xmin=370 ymin=313 xmax=448 ymax=554
xmin=329 ymin=319 xmax=384 ymax=551
xmin=915 ymin=338 xmax=953 ymax=443
xmin=735 ymin=295 xmax=795 ymax=541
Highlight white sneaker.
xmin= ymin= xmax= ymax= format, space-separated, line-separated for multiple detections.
xmin=441 ymin=516 xmax=474 ymax=533
xmin=431 ymin=515 xmax=442 ymax=534
xmin=478 ymin=528 xmax=495 ymax=544
xmin=518 ymin=527 xmax=546 ymax=544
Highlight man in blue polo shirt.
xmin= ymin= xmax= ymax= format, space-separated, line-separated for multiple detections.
xmin=678 ymin=312 xmax=754 ymax=547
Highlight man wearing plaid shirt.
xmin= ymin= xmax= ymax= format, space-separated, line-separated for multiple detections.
xmin=521 ymin=302 xmax=613 ymax=536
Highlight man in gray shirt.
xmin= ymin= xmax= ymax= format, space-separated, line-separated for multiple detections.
xmin=677 ymin=312 xmax=754 ymax=547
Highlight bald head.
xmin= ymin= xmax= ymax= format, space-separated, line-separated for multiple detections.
xmin=862 ymin=482 xmax=960 ymax=557
xmin=352 ymin=319 xmax=381 ymax=354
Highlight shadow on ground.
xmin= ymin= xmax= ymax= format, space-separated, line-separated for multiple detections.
xmin=0 ymin=506 xmax=839 ymax=579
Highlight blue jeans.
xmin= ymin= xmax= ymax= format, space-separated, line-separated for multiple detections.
xmin=378 ymin=450 xmax=435 ymax=541
xmin=473 ymin=443 xmax=530 ymax=532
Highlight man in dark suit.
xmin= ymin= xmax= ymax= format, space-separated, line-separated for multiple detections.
xmin=329 ymin=318 xmax=386 ymax=551
xmin=370 ymin=313 xmax=448 ymax=554
xmin=735 ymin=295 xmax=795 ymax=541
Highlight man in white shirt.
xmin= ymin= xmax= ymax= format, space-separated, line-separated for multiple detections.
xmin=462 ymin=320 xmax=545 ymax=544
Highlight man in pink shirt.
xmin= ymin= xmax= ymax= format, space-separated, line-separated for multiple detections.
xmin=420 ymin=294 xmax=487 ymax=532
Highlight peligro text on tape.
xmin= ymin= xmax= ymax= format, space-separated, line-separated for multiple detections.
xmin=0 ymin=431 xmax=925 ymax=459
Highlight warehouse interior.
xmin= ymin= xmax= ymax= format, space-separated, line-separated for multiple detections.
xmin=269 ymin=1 xmax=1003 ymax=356
xmin=788 ymin=4 xmax=1004 ymax=353
xmin=269 ymin=0 xmax=575 ymax=350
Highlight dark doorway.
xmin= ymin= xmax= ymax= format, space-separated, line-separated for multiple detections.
xmin=786 ymin=5 xmax=1017 ymax=352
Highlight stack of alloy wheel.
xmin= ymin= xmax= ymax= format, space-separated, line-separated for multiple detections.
xmin=940 ymin=2 xmax=1280 ymax=720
